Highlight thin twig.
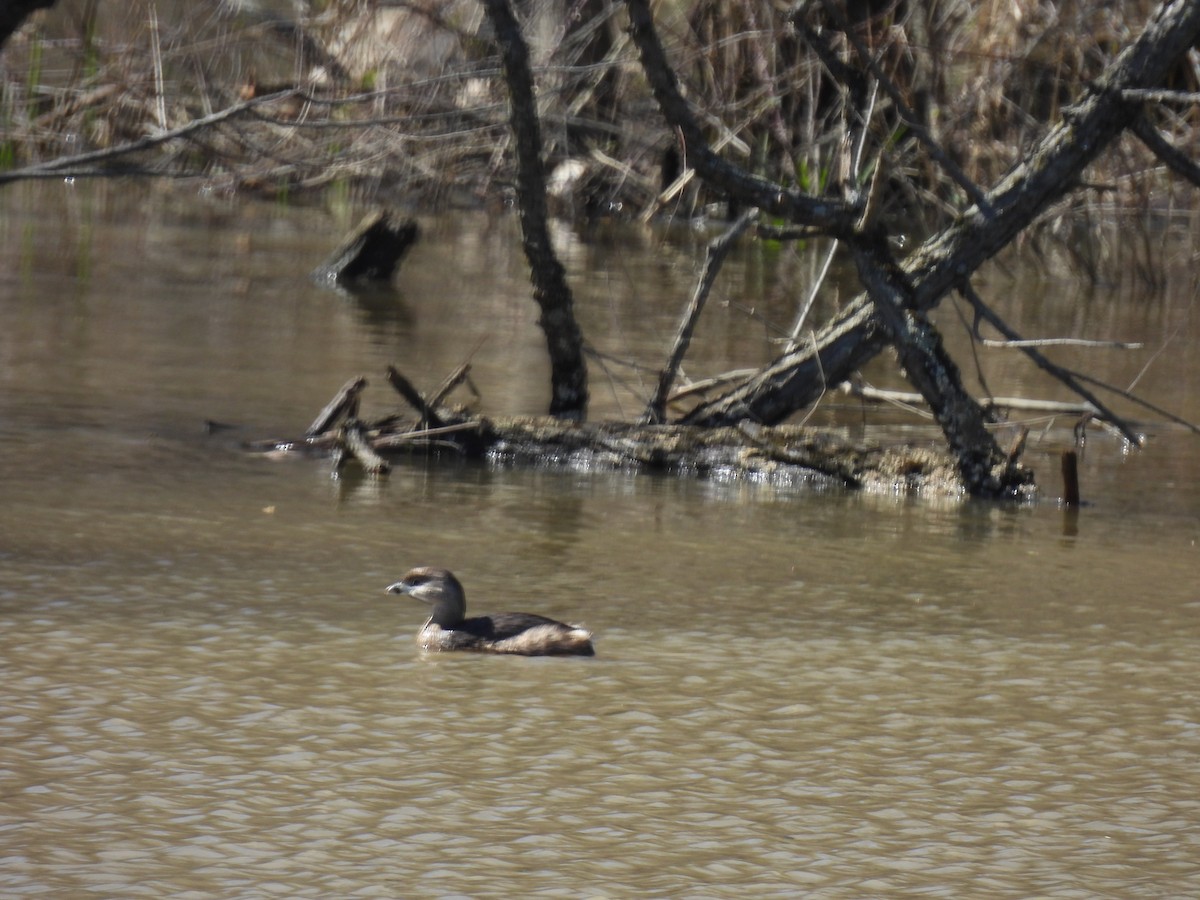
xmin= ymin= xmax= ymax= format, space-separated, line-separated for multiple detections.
xmin=847 ymin=383 xmax=1098 ymax=416
xmin=372 ymin=421 xmax=482 ymax=448
xmin=803 ymin=0 xmax=991 ymax=211
xmin=667 ymin=368 xmax=760 ymax=404
xmin=957 ymin=282 xmax=1144 ymax=443
xmin=641 ymin=207 xmax=759 ymax=423
xmin=0 ymin=89 xmax=303 ymax=184
xmin=1066 ymin=371 xmax=1200 ymax=435
xmin=788 ymin=240 xmax=839 ymax=349
xmin=980 ymin=338 xmax=1144 ymax=349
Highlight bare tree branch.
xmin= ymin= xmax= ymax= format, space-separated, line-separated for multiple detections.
xmin=683 ymin=0 xmax=1200 ymax=430
xmin=955 ymin=282 xmax=1144 ymax=443
xmin=1131 ymin=115 xmax=1200 ymax=188
xmin=642 ymin=208 xmax=759 ymax=424
xmin=624 ymin=0 xmax=858 ymax=235
xmin=0 ymin=89 xmax=303 ymax=185
xmin=850 ymin=236 xmax=1029 ymax=495
xmin=798 ymin=0 xmax=990 ymax=211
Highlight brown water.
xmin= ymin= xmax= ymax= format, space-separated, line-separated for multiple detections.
xmin=1 ymin=182 xmax=1198 ymax=897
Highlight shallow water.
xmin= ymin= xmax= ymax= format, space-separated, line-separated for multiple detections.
xmin=1 ymin=182 xmax=1198 ymax=897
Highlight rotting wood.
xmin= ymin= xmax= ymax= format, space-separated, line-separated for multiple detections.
xmin=252 ymin=368 xmax=991 ymax=496
xmin=306 ymin=376 xmax=367 ymax=437
xmin=385 ymin=366 xmax=447 ymax=429
xmin=338 ymin=419 xmax=391 ymax=475
xmin=312 ymin=210 xmax=419 ymax=285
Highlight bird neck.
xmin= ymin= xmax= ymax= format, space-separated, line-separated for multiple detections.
xmin=428 ymin=595 xmax=466 ymax=628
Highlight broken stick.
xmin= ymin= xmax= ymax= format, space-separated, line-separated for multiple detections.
xmin=307 ymin=376 xmax=367 ymax=437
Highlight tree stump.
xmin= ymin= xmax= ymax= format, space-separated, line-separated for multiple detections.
xmin=312 ymin=210 xmax=419 ymax=285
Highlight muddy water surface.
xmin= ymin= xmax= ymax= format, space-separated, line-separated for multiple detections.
xmin=1 ymin=183 xmax=1198 ymax=897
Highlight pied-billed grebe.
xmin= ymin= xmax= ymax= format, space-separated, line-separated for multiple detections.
xmin=385 ymin=567 xmax=595 ymax=656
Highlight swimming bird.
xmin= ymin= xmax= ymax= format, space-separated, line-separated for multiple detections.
xmin=385 ymin=567 xmax=595 ymax=656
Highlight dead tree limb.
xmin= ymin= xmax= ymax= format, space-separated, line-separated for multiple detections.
xmin=641 ymin=208 xmax=758 ymax=424
xmin=624 ymin=0 xmax=858 ymax=235
xmin=675 ymin=0 xmax=1200 ymax=434
xmin=429 ymin=337 xmax=487 ymax=408
xmin=1131 ymin=115 xmax=1200 ymax=188
xmin=0 ymin=89 xmax=303 ymax=184
xmin=430 ymin=363 xmax=474 ymax=409
xmin=955 ymin=281 xmax=1144 ymax=442
xmin=306 ymin=376 xmax=367 ymax=437
xmin=847 ymin=384 xmax=1099 ymax=417
xmin=338 ymin=420 xmax=391 ymax=475
xmin=980 ymin=338 xmax=1144 ymax=350
xmin=386 ymin=366 xmax=445 ymax=429
xmin=850 ymin=236 xmax=1030 ymax=495
xmin=481 ymin=0 xmax=588 ymax=420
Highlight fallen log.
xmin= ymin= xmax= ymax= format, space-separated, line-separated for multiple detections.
xmin=250 ymin=369 xmax=1012 ymax=497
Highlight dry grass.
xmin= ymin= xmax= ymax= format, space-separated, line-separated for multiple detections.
xmin=2 ymin=0 xmax=1197 ymax=269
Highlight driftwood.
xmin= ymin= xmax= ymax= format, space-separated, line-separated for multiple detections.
xmin=386 ymin=365 xmax=445 ymax=428
xmin=312 ymin=210 xmax=419 ymax=285
xmin=337 ymin=419 xmax=391 ymax=475
xmin=306 ymin=376 xmax=366 ymax=437
xmin=251 ymin=370 xmax=999 ymax=497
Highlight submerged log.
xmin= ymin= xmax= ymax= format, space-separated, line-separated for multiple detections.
xmin=268 ymin=411 xmax=974 ymax=494
xmin=252 ymin=369 xmax=997 ymax=496
xmin=312 ymin=211 xmax=419 ymax=285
